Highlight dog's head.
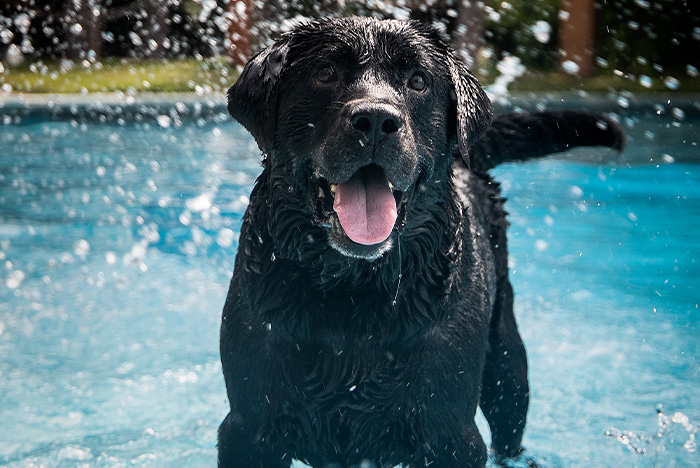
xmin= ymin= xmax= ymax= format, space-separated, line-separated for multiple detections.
xmin=228 ymin=17 xmax=492 ymax=261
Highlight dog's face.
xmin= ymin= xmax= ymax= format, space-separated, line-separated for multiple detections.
xmin=228 ymin=17 xmax=492 ymax=261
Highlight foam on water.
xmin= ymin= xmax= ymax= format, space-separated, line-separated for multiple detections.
xmin=0 ymin=99 xmax=698 ymax=467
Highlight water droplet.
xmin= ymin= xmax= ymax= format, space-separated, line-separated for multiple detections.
xmin=271 ymin=253 xmax=276 ymax=262
xmin=671 ymin=108 xmax=685 ymax=121
xmin=0 ymin=26 xmax=14 ymax=45
xmin=4 ymin=45 xmax=23 ymax=67
xmin=664 ymin=76 xmax=680 ymax=90
xmin=156 ymin=115 xmax=171 ymax=128
xmin=535 ymin=240 xmax=548 ymax=252
xmin=179 ymin=211 xmax=192 ymax=226
xmin=70 ymin=23 xmax=83 ymax=35
xmin=638 ymin=75 xmax=653 ymax=88
xmin=14 ymin=13 xmax=31 ymax=34
xmin=129 ymin=32 xmax=142 ymax=47
xmin=569 ymin=185 xmax=584 ymax=198
xmin=105 ymin=252 xmax=117 ymax=265
xmin=562 ymin=60 xmax=580 ymax=75
xmin=216 ymin=228 xmax=235 ymax=248
xmin=6 ymin=270 xmax=25 ymax=289
xmin=74 ymin=239 xmax=90 ymax=258
xmin=148 ymin=39 xmax=158 ymax=51
xmin=531 ymin=20 xmax=551 ymax=44
xmin=185 ymin=194 xmax=212 ymax=212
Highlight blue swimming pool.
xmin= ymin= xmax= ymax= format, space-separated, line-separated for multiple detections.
xmin=0 ymin=94 xmax=698 ymax=467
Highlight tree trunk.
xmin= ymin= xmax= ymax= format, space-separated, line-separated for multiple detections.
xmin=227 ymin=0 xmax=252 ymax=67
xmin=559 ymin=0 xmax=595 ymax=77
xmin=64 ymin=0 xmax=102 ymax=60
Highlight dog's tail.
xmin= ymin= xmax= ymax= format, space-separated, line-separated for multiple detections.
xmin=468 ymin=111 xmax=626 ymax=171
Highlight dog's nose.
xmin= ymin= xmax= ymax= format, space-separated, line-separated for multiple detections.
xmin=350 ymin=103 xmax=402 ymax=141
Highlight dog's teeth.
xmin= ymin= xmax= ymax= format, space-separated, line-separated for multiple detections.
xmin=330 ymin=184 xmax=337 ymax=193
xmin=318 ymin=187 xmax=325 ymax=198
xmin=388 ymin=181 xmax=394 ymax=191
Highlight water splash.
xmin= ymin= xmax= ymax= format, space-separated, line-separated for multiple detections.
xmin=531 ymin=20 xmax=551 ymax=44
xmin=606 ymin=406 xmax=698 ymax=466
xmin=487 ymin=55 xmax=526 ymax=103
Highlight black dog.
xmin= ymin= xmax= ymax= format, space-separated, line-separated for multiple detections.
xmin=219 ymin=17 xmax=624 ymax=468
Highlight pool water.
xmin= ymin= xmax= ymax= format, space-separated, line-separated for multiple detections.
xmin=0 ymin=95 xmax=698 ymax=468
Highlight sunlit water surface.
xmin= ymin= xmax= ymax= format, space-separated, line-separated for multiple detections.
xmin=0 ymin=96 xmax=698 ymax=468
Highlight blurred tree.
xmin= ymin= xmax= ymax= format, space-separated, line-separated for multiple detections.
xmin=230 ymin=0 xmax=485 ymax=67
xmin=0 ymin=0 xmax=68 ymax=63
xmin=244 ymin=0 xmax=344 ymax=55
xmin=1 ymin=0 xmax=697 ymax=86
xmin=595 ymin=0 xmax=699 ymax=77
xmin=141 ymin=0 xmax=170 ymax=58
xmin=484 ymin=0 xmax=560 ymax=71
xmin=404 ymin=0 xmax=484 ymax=64
xmin=454 ymin=0 xmax=486 ymax=68
xmin=0 ymin=0 xmax=232 ymax=61
xmin=102 ymin=0 xmax=171 ymax=59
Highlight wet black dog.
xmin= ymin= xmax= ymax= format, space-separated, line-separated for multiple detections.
xmin=219 ymin=17 xmax=624 ymax=468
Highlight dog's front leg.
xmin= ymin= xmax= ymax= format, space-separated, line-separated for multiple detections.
xmin=218 ymin=411 xmax=291 ymax=468
xmin=479 ymin=278 xmax=529 ymax=457
xmin=218 ymin=275 xmax=292 ymax=468
xmin=408 ymin=423 xmax=487 ymax=468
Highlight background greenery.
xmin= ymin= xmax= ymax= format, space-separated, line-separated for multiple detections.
xmin=0 ymin=0 xmax=697 ymax=93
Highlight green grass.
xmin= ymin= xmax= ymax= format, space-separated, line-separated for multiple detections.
xmin=1 ymin=57 xmax=239 ymax=93
xmin=507 ymin=71 xmax=699 ymax=93
xmin=1 ymin=56 xmax=697 ymax=94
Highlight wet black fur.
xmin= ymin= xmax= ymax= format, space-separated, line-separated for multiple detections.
xmin=219 ymin=17 xmax=625 ymax=468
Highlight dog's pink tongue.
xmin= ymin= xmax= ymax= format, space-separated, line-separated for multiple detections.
xmin=333 ymin=166 xmax=397 ymax=245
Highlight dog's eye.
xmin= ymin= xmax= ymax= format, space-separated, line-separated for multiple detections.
xmin=315 ymin=66 xmax=335 ymax=84
xmin=408 ymin=73 xmax=427 ymax=92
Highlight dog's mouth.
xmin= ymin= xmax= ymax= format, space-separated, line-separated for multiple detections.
xmin=313 ymin=164 xmax=405 ymax=250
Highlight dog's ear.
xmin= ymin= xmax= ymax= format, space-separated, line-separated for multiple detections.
xmin=227 ymin=38 xmax=290 ymax=153
xmin=447 ymin=55 xmax=493 ymax=169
